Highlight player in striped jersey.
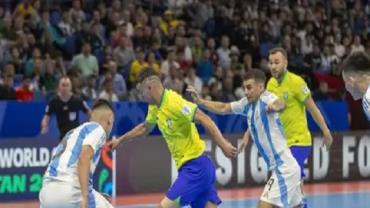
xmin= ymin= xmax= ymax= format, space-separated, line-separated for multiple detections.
xmin=340 ymin=51 xmax=370 ymax=122
xmin=39 ymin=99 xmax=115 ymax=208
xmin=188 ymin=69 xmax=303 ymax=208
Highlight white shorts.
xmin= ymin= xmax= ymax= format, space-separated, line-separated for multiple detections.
xmin=260 ymin=152 xmax=303 ymax=208
xmin=39 ymin=181 xmax=113 ymax=208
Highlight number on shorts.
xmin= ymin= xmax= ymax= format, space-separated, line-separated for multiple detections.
xmin=267 ymin=178 xmax=275 ymax=191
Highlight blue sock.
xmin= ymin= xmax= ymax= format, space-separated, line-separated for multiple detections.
xmin=301 ymin=197 xmax=308 ymax=208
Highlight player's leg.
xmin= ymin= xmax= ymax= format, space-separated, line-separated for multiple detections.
xmin=277 ymin=152 xmax=305 ymax=208
xmin=165 ymin=154 xmax=221 ymax=208
xmin=164 ymin=169 xmax=196 ymax=208
xmin=190 ymin=185 xmax=221 ymax=208
xmin=289 ymin=146 xmax=311 ymax=178
xmin=260 ymin=156 xmax=303 ymax=208
xmin=260 ymin=173 xmax=281 ymax=208
xmin=258 ymin=200 xmax=275 ymax=208
xmin=161 ymin=158 xmax=205 ymax=207
xmin=258 ymin=201 xmax=302 ymax=208
xmin=190 ymin=155 xmax=221 ymax=208
xmin=191 ymin=185 xmax=221 ymax=208
xmin=289 ymin=146 xmax=311 ymax=207
xmin=92 ymin=189 xmax=114 ymax=208
xmin=159 ymin=197 xmax=179 ymax=208
xmin=205 ymin=201 xmax=218 ymax=208
xmin=39 ymin=181 xmax=80 ymax=208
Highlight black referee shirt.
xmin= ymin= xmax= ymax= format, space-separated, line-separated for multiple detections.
xmin=45 ymin=95 xmax=89 ymax=139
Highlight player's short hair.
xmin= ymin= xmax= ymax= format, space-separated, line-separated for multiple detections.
xmin=58 ymin=75 xmax=71 ymax=84
xmin=137 ymin=67 xmax=159 ymax=83
xmin=340 ymin=51 xmax=370 ymax=73
xmin=92 ymin=99 xmax=114 ymax=112
xmin=269 ymin=47 xmax=288 ymax=59
xmin=244 ymin=69 xmax=266 ymax=84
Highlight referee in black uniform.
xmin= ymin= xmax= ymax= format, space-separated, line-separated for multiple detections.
xmin=41 ymin=76 xmax=91 ymax=140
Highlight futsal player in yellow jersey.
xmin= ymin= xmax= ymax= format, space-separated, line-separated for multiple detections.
xmin=108 ymin=68 xmax=237 ymax=208
xmin=267 ymin=48 xmax=333 ymax=207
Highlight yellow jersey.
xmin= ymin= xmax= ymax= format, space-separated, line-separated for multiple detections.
xmin=266 ymin=71 xmax=312 ymax=146
xmin=145 ymin=89 xmax=205 ymax=169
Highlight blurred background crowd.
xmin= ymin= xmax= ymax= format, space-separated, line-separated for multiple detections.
xmin=0 ymin=0 xmax=368 ymax=128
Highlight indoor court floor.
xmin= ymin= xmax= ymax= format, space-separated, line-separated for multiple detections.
xmin=2 ymin=181 xmax=370 ymax=208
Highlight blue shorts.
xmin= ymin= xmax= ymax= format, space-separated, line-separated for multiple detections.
xmin=166 ymin=154 xmax=221 ymax=207
xmin=290 ymin=146 xmax=312 ymax=178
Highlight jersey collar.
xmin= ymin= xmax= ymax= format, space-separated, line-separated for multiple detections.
xmin=159 ymin=88 xmax=168 ymax=108
xmin=277 ymin=70 xmax=288 ymax=85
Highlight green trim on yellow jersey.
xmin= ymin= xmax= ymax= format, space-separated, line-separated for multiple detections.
xmin=159 ymin=88 xmax=167 ymax=108
xmin=191 ymin=106 xmax=198 ymax=122
xmin=277 ymin=70 xmax=289 ymax=84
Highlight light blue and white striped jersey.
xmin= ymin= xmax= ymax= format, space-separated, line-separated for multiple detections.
xmin=43 ymin=122 xmax=107 ymax=187
xmin=362 ymin=85 xmax=370 ymax=122
xmin=231 ymin=91 xmax=292 ymax=170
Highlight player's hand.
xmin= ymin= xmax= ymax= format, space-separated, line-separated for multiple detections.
xmin=222 ymin=141 xmax=237 ymax=158
xmin=266 ymin=103 xmax=275 ymax=113
xmin=186 ymin=85 xmax=201 ymax=104
xmin=322 ymin=129 xmax=333 ymax=150
xmin=80 ymin=198 xmax=87 ymax=208
xmin=41 ymin=125 xmax=48 ymax=134
xmin=238 ymin=132 xmax=250 ymax=154
xmin=107 ymin=139 xmax=121 ymax=150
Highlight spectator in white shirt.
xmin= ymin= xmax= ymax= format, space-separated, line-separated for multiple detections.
xmin=217 ymin=35 xmax=231 ymax=70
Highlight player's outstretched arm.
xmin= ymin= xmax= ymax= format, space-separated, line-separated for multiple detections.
xmin=305 ymin=96 xmax=333 ymax=150
xmin=107 ymin=122 xmax=155 ymax=150
xmin=195 ymin=109 xmax=237 ymax=158
xmin=238 ymin=129 xmax=251 ymax=154
xmin=267 ymin=98 xmax=286 ymax=112
xmin=187 ymin=85 xmax=232 ymax=114
xmin=78 ymin=145 xmax=94 ymax=208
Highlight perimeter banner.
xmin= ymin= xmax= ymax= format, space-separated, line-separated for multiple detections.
xmin=115 ymin=131 xmax=370 ymax=194
xmin=0 ymin=138 xmax=113 ymax=201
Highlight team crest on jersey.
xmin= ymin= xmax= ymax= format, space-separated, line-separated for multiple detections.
xmin=166 ymin=118 xmax=173 ymax=128
xmin=302 ymin=85 xmax=310 ymax=94
xmin=283 ymin=92 xmax=288 ymax=100
xmin=182 ymin=105 xmax=191 ymax=115
xmin=69 ymin=112 xmax=77 ymax=121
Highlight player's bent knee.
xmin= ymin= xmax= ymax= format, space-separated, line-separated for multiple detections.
xmin=205 ymin=201 xmax=218 ymax=208
xmin=258 ymin=200 xmax=274 ymax=208
xmin=159 ymin=197 xmax=178 ymax=208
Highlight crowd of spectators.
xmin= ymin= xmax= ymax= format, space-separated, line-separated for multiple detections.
xmin=0 ymin=0 xmax=368 ymax=110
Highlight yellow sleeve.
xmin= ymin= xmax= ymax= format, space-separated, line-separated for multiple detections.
xmin=293 ymin=77 xmax=311 ymax=103
xmin=173 ymin=95 xmax=198 ymax=122
xmin=266 ymin=79 xmax=274 ymax=92
xmin=145 ymin=105 xmax=158 ymax=124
